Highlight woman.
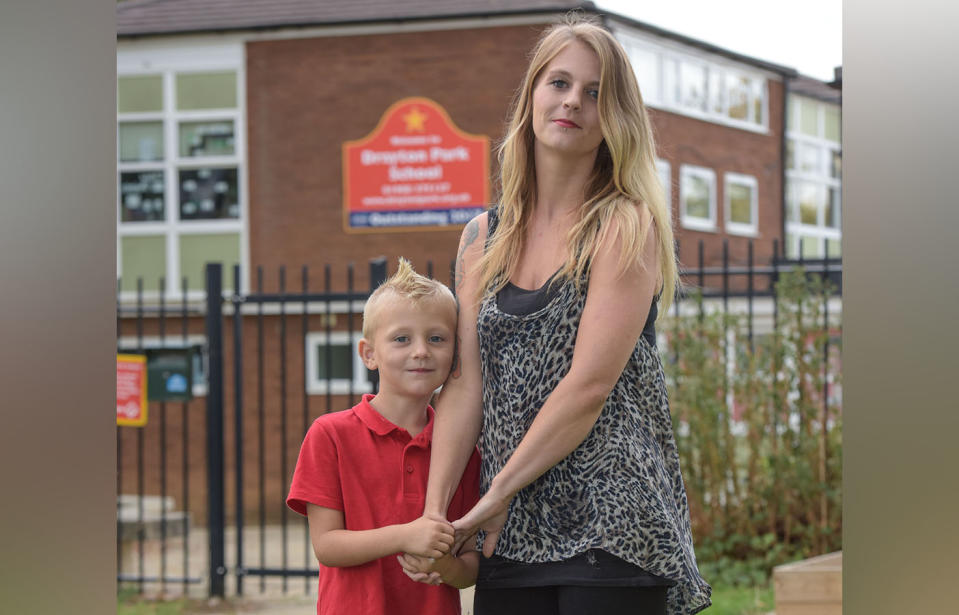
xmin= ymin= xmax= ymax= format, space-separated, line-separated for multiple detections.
xmin=411 ymin=14 xmax=711 ymax=615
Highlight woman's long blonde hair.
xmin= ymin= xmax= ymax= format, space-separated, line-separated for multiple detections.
xmin=475 ymin=13 xmax=678 ymax=314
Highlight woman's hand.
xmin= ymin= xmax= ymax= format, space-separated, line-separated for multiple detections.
xmin=451 ymin=488 xmax=510 ymax=557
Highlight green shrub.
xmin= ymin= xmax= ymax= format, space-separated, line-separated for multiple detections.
xmin=664 ymin=268 xmax=842 ymax=585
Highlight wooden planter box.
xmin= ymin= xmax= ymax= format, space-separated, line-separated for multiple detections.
xmin=773 ymin=551 xmax=842 ymax=615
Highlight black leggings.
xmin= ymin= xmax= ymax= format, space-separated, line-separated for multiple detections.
xmin=473 ymin=584 xmax=668 ymax=615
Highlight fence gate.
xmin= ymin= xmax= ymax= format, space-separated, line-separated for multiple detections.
xmin=218 ymin=258 xmax=452 ymax=598
xmin=214 ymin=259 xmax=380 ymax=597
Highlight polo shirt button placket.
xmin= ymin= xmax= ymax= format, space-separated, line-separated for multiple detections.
xmin=406 ymin=465 xmax=414 ymax=473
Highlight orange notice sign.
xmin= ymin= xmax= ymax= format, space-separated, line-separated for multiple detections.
xmin=343 ymin=97 xmax=490 ymax=232
xmin=117 ymin=354 xmax=147 ymax=427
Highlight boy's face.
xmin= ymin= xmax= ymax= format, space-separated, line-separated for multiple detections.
xmin=359 ymin=295 xmax=457 ymax=404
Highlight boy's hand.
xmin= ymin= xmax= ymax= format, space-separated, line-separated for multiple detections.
xmin=401 ymin=514 xmax=454 ymax=558
xmin=396 ymin=552 xmax=444 ymax=586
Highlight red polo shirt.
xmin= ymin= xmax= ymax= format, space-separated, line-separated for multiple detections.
xmin=287 ymin=394 xmax=481 ymax=615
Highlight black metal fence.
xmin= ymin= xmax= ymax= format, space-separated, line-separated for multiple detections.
xmin=675 ymin=237 xmax=841 ymax=342
xmin=116 ymin=276 xmax=205 ymax=593
xmin=116 ymin=258 xmax=452 ymax=598
xmin=116 ymin=239 xmax=841 ymax=598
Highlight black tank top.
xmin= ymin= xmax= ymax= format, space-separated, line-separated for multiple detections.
xmin=491 ymin=209 xmax=660 ymax=347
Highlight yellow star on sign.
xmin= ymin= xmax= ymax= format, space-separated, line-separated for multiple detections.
xmin=402 ymin=107 xmax=428 ymax=133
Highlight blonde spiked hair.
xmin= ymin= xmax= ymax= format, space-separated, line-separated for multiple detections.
xmin=362 ymin=258 xmax=457 ymax=339
xmin=475 ymin=13 xmax=678 ymax=314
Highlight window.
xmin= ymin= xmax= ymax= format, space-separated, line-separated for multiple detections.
xmin=785 ymin=179 xmax=834 ymax=259
xmin=615 ymin=29 xmax=769 ymax=132
xmin=724 ymin=173 xmax=758 ymax=236
xmin=797 ymin=142 xmax=821 ymax=174
xmin=628 ymin=44 xmax=661 ymax=104
xmin=117 ymin=46 xmax=245 ymax=298
xmin=823 ymin=106 xmax=841 ymax=142
xmin=799 ymin=97 xmax=820 ymax=136
xmin=798 ymin=182 xmax=823 ymax=225
xmin=830 ymin=149 xmax=842 ymax=180
xmin=656 ymin=159 xmax=671 ymax=208
xmin=785 ymin=94 xmax=842 ymax=258
xmin=663 ymin=57 xmax=680 ymax=106
xmin=708 ymin=70 xmax=724 ymax=115
xmin=679 ymin=61 xmax=707 ymax=112
xmin=305 ymin=332 xmax=372 ymax=395
xmin=680 ymin=165 xmax=717 ymax=231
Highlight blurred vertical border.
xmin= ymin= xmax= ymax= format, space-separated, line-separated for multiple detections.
xmin=844 ymin=0 xmax=959 ymax=612
xmin=0 ymin=0 xmax=117 ymax=613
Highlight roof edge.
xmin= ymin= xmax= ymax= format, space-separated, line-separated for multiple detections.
xmin=600 ymin=12 xmax=798 ymax=76
xmin=116 ymin=1 xmax=798 ymax=77
xmin=116 ymin=5 xmax=593 ymax=39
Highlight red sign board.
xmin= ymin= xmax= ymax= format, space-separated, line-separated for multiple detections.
xmin=117 ymin=354 xmax=147 ymax=427
xmin=343 ymin=97 xmax=490 ymax=232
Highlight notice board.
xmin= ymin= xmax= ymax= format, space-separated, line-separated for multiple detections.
xmin=117 ymin=353 xmax=147 ymax=427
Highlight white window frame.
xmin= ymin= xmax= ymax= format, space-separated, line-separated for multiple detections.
xmin=656 ymin=159 xmax=672 ymax=208
xmin=723 ymin=172 xmax=759 ymax=237
xmin=117 ymin=40 xmax=248 ymax=301
xmin=304 ymin=331 xmax=372 ymax=396
xmin=785 ymin=94 xmax=842 ymax=258
xmin=629 ymin=42 xmax=662 ymax=105
xmin=614 ymin=27 xmax=772 ymax=134
xmin=679 ymin=164 xmax=717 ymax=232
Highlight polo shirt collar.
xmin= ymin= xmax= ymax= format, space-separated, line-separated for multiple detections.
xmin=354 ymin=394 xmax=435 ymax=442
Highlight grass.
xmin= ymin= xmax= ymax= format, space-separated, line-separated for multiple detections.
xmin=707 ymin=582 xmax=775 ymax=615
xmin=117 ymin=586 xmax=188 ymax=615
xmin=116 ymin=587 xmax=244 ymax=615
xmin=117 ymin=587 xmax=315 ymax=615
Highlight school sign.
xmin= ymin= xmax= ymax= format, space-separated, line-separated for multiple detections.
xmin=342 ymin=97 xmax=490 ymax=232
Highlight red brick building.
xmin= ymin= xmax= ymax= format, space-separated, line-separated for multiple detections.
xmin=117 ymin=0 xmax=799 ymax=296
xmin=115 ymin=0 xmax=804 ymax=524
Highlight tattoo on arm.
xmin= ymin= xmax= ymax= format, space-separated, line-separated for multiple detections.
xmin=454 ymin=218 xmax=480 ymax=296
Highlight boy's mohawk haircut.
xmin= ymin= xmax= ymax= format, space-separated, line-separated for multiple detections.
xmin=379 ymin=257 xmax=440 ymax=301
xmin=362 ymin=258 xmax=456 ymax=338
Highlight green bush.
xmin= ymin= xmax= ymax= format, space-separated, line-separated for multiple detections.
xmin=664 ymin=268 xmax=842 ymax=586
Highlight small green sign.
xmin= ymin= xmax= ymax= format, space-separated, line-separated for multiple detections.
xmin=146 ymin=348 xmax=194 ymax=402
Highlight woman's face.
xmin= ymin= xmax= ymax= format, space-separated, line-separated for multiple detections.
xmin=531 ymin=40 xmax=605 ymax=161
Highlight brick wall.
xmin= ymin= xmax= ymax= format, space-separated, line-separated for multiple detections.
xmin=246 ymin=25 xmax=785 ymax=287
xmin=651 ymin=78 xmax=786 ymax=271
xmin=245 ymin=24 xmax=546 ymax=293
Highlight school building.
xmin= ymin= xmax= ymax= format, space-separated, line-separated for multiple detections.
xmin=114 ymin=0 xmax=842 ymax=567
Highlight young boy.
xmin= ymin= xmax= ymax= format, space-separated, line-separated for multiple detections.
xmin=287 ymin=258 xmax=481 ymax=615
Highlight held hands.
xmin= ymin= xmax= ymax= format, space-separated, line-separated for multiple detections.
xmin=451 ymin=490 xmax=510 ymax=557
xmin=401 ymin=514 xmax=454 ymax=559
xmin=396 ymin=552 xmax=447 ymax=586
xmin=399 ymin=505 xmax=500 ymax=587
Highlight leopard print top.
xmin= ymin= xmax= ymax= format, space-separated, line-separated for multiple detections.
xmin=475 ymin=217 xmax=711 ymax=614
